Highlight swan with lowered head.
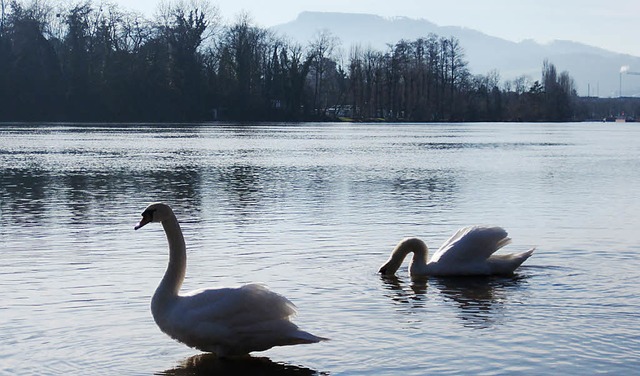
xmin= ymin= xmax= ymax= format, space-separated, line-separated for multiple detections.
xmin=134 ymin=202 xmax=326 ymax=356
xmin=379 ymin=226 xmax=534 ymax=276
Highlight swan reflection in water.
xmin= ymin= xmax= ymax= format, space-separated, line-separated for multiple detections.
xmin=158 ymin=353 xmax=324 ymax=376
xmin=380 ymin=274 xmax=530 ymax=329
xmin=380 ymin=275 xmax=429 ymax=310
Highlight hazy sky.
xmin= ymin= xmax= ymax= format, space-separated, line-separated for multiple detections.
xmin=112 ymin=0 xmax=640 ymax=57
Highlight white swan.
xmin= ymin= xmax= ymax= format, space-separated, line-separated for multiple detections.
xmin=378 ymin=226 xmax=534 ymax=276
xmin=134 ymin=202 xmax=326 ymax=356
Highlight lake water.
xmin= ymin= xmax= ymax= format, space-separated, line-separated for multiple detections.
xmin=1 ymin=122 xmax=639 ymax=375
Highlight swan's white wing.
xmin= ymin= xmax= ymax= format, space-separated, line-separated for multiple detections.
xmin=177 ymin=283 xmax=296 ymax=326
xmin=430 ymin=226 xmax=511 ymax=264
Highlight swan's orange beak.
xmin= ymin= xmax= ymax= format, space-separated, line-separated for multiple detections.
xmin=134 ymin=213 xmax=152 ymax=230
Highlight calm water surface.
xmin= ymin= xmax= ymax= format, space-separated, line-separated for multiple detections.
xmin=1 ymin=122 xmax=639 ymax=375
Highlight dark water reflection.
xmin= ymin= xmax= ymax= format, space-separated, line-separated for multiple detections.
xmin=1 ymin=162 xmax=459 ymax=230
xmin=380 ymin=274 xmax=528 ymax=329
xmin=159 ymin=353 xmax=325 ymax=376
xmin=0 ymin=123 xmax=464 ymax=210
xmin=431 ymin=275 xmax=529 ymax=329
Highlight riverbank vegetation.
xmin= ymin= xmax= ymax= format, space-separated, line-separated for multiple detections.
xmin=1 ymin=0 xmax=638 ymax=122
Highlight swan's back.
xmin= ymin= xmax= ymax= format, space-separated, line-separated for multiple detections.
xmin=430 ymin=226 xmax=510 ymax=264
xmin=179 ymin=284 xmax=296 ymax=324
xmin=427 ymin=226 xmax=532 ymax=275
xmin=154 ymin=284 xmax=325 ymax=356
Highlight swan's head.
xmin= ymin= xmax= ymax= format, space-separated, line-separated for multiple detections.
xmin=134 ymin=202 xmax=175 ymax=230
xmin=378 ymin=237 xmax=428 ymax=276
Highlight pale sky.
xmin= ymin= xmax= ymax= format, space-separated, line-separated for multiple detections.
xmin=112 ymin=0 xmax=640 ymax=57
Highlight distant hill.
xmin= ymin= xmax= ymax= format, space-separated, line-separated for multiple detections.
xmin=272 ymin=12 xmax=640 ymax=97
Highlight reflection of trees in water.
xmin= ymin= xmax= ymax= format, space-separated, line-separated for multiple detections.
xmin=380 ymin=274 xmax=528 ymax=329
xmin=0 ymin=168 xmax=50 ymax=225
xmin=140 ymin=168 xmax=204 ymax=207
xmin=219 ymin=164 xmax=265 ymax=208
xmin=0 ymin=160 xmax=348 ymax=228
xmin=391 ymin=169 xmax=459 ymax=210
xmin=159 ymin=353 xmax=325 ymax=376
xmin=0 ymin=136 xmax=460 ymax=227
xmin=391 ymin=169 xmax=458 ymax=196
xmin=349 ymin=168 xmax=460 ymax=214
xmin=0 ymin=166 xmax=204 ymax=224
xmin=215 ymin=164 xmax=346 ymax=214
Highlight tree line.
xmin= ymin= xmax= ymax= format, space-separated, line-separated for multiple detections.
xmin=0 ymin=0 xmax=624 ymax=123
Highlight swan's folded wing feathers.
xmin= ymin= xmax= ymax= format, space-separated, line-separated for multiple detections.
xmin=172 ymin=284 xmax=320 ymax=355
xmin=432 ymin=226 xmax=510 ymax=263
xmin=225 ymin=284 xmax=298 ymax=325
xmin=179 ymin=283 xmax=297 ymax=325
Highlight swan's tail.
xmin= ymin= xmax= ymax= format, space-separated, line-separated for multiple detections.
xmin=291 ymin=329 xmax=329 ymax=344
xmin=511 ymin=248 xmax=535 ymax=270
xmin=520 ymin=248 xmax=535 ymax=260
xmin=488 ymin=247 xmax=535 ymax=274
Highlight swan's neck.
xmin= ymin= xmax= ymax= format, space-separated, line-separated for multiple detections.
xmin=154 ymin=215 xmax=186 ymax=301
xmin=411 ymin=248 xmax=428 ymax=266
xmin=381 ymin=238 xmax=430 ymax=275
xmin=409 ymin=247 xmax=430 ymax=274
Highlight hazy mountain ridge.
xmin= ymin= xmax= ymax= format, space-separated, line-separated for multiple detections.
xmin=272 ymin=11 xmax=640 ymax=97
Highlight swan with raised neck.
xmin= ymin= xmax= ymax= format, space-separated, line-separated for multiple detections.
xmin=134 ymin=202 xmax=326 ymax=356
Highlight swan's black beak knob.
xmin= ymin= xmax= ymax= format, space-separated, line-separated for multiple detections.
xmin=134 ymin=212 xmax=153 ymax=230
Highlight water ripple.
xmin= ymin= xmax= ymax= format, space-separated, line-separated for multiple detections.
xmin=2 ymin=122 xmax=640 ymax=374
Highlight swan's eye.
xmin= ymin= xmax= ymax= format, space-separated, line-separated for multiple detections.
xmin=142 ymin=208 xmax=156 ymax=221
xmin=134 ymin=208 xmax=157 ymax=230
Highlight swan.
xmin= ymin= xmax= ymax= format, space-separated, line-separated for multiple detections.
xmin=378 ymin=226 xmax=534 ymax=276
xmin=134 ymin=202 xmax=326 ymax=356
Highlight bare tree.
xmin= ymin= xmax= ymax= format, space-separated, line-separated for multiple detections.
xmin=308 ymin=29 xmax=340 ymax=116
xmin=119 ymin=10 xmax=152 ymax=53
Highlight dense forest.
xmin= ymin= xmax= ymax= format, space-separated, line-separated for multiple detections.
xmin=0 ymin=0 xmax=638 ymax=122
